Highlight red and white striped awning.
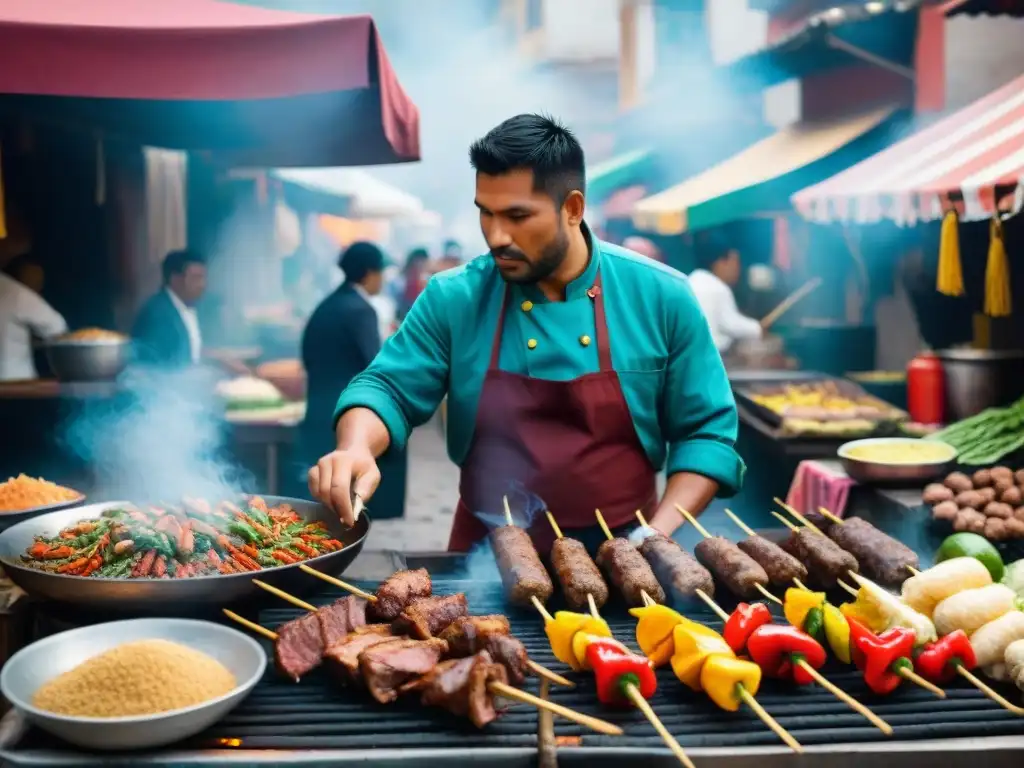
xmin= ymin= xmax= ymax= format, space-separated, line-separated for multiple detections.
xmin=792 ymin=74 xmax=1024 ymax=225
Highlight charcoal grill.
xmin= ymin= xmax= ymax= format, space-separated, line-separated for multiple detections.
xmin=3 ymin=579 xmax=1024 ymax=767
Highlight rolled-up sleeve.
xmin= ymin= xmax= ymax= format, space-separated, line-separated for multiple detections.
xmin=334 ymin=278 xmax=450 ymax=452
xmin=662 ymin=277 xmax=745 ymax=497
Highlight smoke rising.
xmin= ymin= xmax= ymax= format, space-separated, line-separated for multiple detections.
xmin=456 ymin=481 xmax=548 ymax=582
xmin=60 ymin=367 xmax=251 ymax=504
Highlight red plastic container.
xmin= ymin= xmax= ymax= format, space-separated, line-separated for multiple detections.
xmin=907 ymin=352 xmax=945 ymax=425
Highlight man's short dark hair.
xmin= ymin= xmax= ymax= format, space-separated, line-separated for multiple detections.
xmin=339 ymin=241 xmax=385 ymax=283
xmin=469 ymin=114 xmax=586 ymax=205
xmin=695 ymin=234 xmax=736 ymax=272
xmin=162 ymin=250 xmax=205 ymax=283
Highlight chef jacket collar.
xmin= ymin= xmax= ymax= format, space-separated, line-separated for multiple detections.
xmin=513 ymin=221 xmax=600 ymax=304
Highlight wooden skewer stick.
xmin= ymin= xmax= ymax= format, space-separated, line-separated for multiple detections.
xmin=696 ymin=589 xmax=729 ymax=622
xmin=772 ymin=498 xmax=824 ymax=535
xmin=299 ymin=564 xmax=377 ymax=602
xmin=956 ymin=666 xmax=1024 ymax=715
xmin=503 ymin=495 xmax=515 ymax=528
xmin=837 ymin=579 xmax=857 ymax=596
xmin=252 ymin=578 xmax=317 ymax=612
xmin=907 ymin=566 xmax=921 ymax=576
xmin=771 ymin=512 xmax=800 ymax=532
xmin=676 ymin=506 xmax=781 ymax=606
xmin=595 ymin=509 xmax=614 ymax=541
xmin=223 ymin=611 xmax=608 ymax=730
xmin=532 ymin=595 xmax=555 ymax=623
xmin=545 ymin=511 xmax=564 ymax=541
xmin=724 ymin=508 xmax=757 ymax=537
xmin=818 ymin=508 xmax=844 ymax=525
xmin=760 ymin=277 xmax=822 ymax=330
xmin=586 ymin=592 xmax=601 ymax=621
xmin=736 ymin=687 xmax=804 ymax=753
xmin=792 ymin=578 xmax=809 ymax=591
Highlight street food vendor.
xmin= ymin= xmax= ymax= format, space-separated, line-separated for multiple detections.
xmin=309 ymin=114 xmax=744 ymax=552
xmin=688 ymin=237 xmax=764 ymax=354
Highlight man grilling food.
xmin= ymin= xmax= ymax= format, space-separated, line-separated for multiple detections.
xmin=308 ymin=114 xmax=744 ymax=553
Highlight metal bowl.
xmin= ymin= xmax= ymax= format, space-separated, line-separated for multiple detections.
xmin=0 ymin=617 xmax=265 ymax=750
xmin=45 ymin=339 xmax=130 ymax=382
xmin=0 ymin=496 xmax=369 ymax=614
xmin=838 ymin=437 xmax=958 ymax=485
xmin=0 ymin=495 xmax=85 ymax=533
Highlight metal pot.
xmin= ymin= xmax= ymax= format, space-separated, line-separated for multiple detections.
xmin=937 ymin=348 xmax=1024 ymax=422
xmin=44 ymin=338 xmax=130 ymax=382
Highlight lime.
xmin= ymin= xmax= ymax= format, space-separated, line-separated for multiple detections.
xmin=936 ymin=533 xmax=1005 ymax=582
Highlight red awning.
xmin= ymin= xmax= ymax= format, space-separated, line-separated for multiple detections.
xmin=792 ymin=74 xmax=1024 ymax=225
xmin=0 ymin=0 xmax=420 ymax=166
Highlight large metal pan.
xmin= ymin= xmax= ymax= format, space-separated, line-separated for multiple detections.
xmin=0 ymin=496 xmax=369 ymax=615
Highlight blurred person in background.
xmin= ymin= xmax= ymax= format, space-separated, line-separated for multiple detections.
xmin=0 ymin=254 xmax=67 ymax=381
xmin=300 ymin=241 xmax=406 ymax=518
xmin=132 ymin=249 xmax=207 ymax=369
xmin=688 ymin=236 xmax=764 ymax=354
xmin=395 ymin=247 xmax=430 ymax=319
xmin=433 ymin=238 xmax=464 ymax=273
xmin=622 ymin=236 xmax=663 ymax=263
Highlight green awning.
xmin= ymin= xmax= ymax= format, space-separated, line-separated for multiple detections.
xmin=587 ymin=148 xmax=654 ymax=203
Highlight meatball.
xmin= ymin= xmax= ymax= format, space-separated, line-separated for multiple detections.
xmin=978 ymin=487 xmax=998 ymax=504
xmin=923 ymin=483 xmax=955 ymax=506
xmin=1006 ymin=518 xmax=1024 ymax=538
xmin=944 ymin=472 xmax=974 ymax=492
xmin=972 ymin=469 xmax=993 ymax=487
xmin=932 ymin=501 xmax=959 ymax=521
xmin=984 ymin=517 xmax=1009 ymax=541
xmin=984 ymin=502 xmax=1013 ymax=519
xmin=1014 ymin=469 xmax=1024 ymax=486
xmin=990 ymin=466 xmax=1014 ymax=483
xmin=994 ymin=478 xmax=1015 ymax=495
xmin=954 ymin=490 xmax=986 ymax=509
xmin=954 ymin=508 xmax=986 ymax=534
xmin=1002 ymin=487 xmax=1023 ymax=507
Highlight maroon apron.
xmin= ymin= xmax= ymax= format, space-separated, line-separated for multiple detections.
xmin=448 ymin=268 xmax=658 ymax=553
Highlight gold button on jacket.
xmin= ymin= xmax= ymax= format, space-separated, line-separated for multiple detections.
xmin=579 ymin=335 xmax=591 ymax=347
xmin=527 ymin=338 xmax=538 ymax=350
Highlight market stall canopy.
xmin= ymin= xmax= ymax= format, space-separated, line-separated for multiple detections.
xmin=273 ymin=168 xmax=424 ymax=219
xmin=0 ymin=0 xmax=420 ymax=167
xmin=792 ymin=74 xmax=1024 ymax=224
xmin=942 ymin=0 xmax=1024 ymax=15
xmin=586 ymin=149 xmax=655 ymax=204
xmin=631 ymin=105 xmax=897 ymax=235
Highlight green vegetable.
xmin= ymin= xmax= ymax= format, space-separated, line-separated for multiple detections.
xmin=244 ymin=505 xmax=272 ymax=527
xmin=229 ymin=521 xmax=261 ymax=544
xmin=936 ymin=533 xmax=1005 ymax=582
xmin=928 ymin=396 xmax=1024 ymax=465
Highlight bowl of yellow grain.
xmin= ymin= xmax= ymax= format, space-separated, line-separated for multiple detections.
xmin=838 ymin=437 xmax=959 ymax=485
xmin=0 ymin=618 xmax=266 ymax=750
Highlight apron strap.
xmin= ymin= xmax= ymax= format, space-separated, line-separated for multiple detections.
xmin=488 ymin=288 xmax=511 ymax=370
xmin=590 ymin=270 xmax=613 ymax=372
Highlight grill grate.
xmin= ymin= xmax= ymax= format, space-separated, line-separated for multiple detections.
xmin=6 ymin=579 xmax=1024 ymax=764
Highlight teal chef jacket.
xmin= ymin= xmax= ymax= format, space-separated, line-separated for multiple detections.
xmin=335 ymin=237 xmax=746 ymax=496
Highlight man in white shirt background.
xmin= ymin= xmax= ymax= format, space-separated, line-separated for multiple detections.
xmin=0 ymin=255 xmax=68 ymax=381
xmin=131 ymin=250 xmax=207 ymax=369
xmin=688 ymin=237 xmax=764 ymax=354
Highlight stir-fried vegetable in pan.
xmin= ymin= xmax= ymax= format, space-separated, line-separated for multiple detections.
xmin=21 ymin=497 xmax=344 ymax=578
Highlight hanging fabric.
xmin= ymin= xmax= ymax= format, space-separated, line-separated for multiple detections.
xmin=0 ymin=142 xmax=6 ymax=239
xmin=984 ymin=216 xmax=1012 ymax=317
xmin=937 ymin=208 xmax=964 ymax=297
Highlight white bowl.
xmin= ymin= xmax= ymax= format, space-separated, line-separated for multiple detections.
xmin=0 ymin=618 xmax=266 ymax=751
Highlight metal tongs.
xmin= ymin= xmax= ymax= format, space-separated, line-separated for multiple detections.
xmin=352 ymin=492 xmax=365 ymax=523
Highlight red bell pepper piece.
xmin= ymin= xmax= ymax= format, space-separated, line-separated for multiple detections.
xmin=723 ymin=602 xmax=773 ymax=654
xmin=585 ymin=637 xmax=658 ymax=707
xmin=850 ymin=622 xmax=916 ymax=695
xmin=745 ymin=624 xmax=827 ymax=686
xmin=914 ymin=630 xmax=977 ymax=684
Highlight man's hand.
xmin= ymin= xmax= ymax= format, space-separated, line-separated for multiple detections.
xmin=308 ymin=448 xmax=381 ymax=527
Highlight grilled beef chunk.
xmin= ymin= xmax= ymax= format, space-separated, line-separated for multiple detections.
xmin=402 ymin=651 xmax=508 ymax=728
xmin=782 ymin=528 xmax=859 ymax=588
xmin=639 ymin=535 xmax=712 ymax=602
xmin=274 ymin=613 xmax=324 ymax=682
xmin=322 ymin=625 xmax=394 ymax=684
xmin=550 ymin=537 xmax=609 ymax=611
xmin=597 ymin=537 xmax=665 ymax=606
xmin=359 ymin=637 xmax=448 ymax=704
xmin=371 ymin=568 xmax=433 ymax=621
xmin=438 ymin=616 xmax=528 ymax=685
xmin=317 ymin=596 xmax=368 ymax=647
xmin=392 ymin=593 xmax=468 ymax=639
xmin=490 ymin=526 xmax=554 ymax=606
xmin=694 ymin=537 xmax=770 ymax=600
xmin=737 ymin=536 xmax=808 ymax=587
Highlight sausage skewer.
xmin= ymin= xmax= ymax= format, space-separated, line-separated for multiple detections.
xmin=532 ymin=593 xmax=695 ymax=767
xmin=723 ymin=509 xmax=808 ymax=588
xmin=545 ymin=511 xmax=609 ymax=611
xmin=769 ymin=504 xmax=859 ymax=588
xmin=490 ymin=496 xmax=554 ymax=607
xmin=634 ymin=510 xmax=716 ymax=602
xmin=676 ymin=507 xmax=781 ymax=604
xmin=222 ymin=609 xmax=620 ymax=735
xmin=635 ymin=590 xmax=803 ymax=753
xmin=594 ymin=509 xmax=665 ymax=606
xmin=815 ymin=507 xmax=919 ymax=585
xmin=299 ymin=565 xmax=571 ymax=687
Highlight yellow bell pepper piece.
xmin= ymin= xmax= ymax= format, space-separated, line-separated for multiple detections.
xmin=822 ymin=602 xmax=851 ymax=664
xmin=571 ymin=632 xmax=628 ymax=671
xmin=544 ymin=612 xmax=612 ymax=671
xmin=669 ymin=620 xmax=734 ymax=691
xmin=629 ymin=604 xmax=686 ymax=667
xmin=783 ymin=587 xmax=825 ymax=630
xmin=839 ymin=591 xmax=888 ymax=633
xmin=700 ymin=654 xmax=762 ymax=712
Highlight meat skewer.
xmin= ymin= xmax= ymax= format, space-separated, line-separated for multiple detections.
xmin=222 ymin=612 xmax=621 ymax=735
xmin=676 ymin=507 xmax=781 ymax=604
xmin=722 ymin=509 xmax=808 ymax=588
xmin=594 ymin=509 xmax=665 ymax=606
xmin=490 ymin=496 xmax=554 ymax=607
xmin=297 ymin=563 xmax=431 ymax=621
xmin=769 ymin=507 xmax=859 ymax=589
xmin=531 ymin=595 xmax=695 ymax=768
xmin=811 ymin=506 xmax=919 ymax=586
xmin=545 ymin=511 xmax=609 ymax=611
xmin=297 ymin=566 xmax=572 ymax=687
xmin=633 ymin=511 xmax=715 ymax=603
